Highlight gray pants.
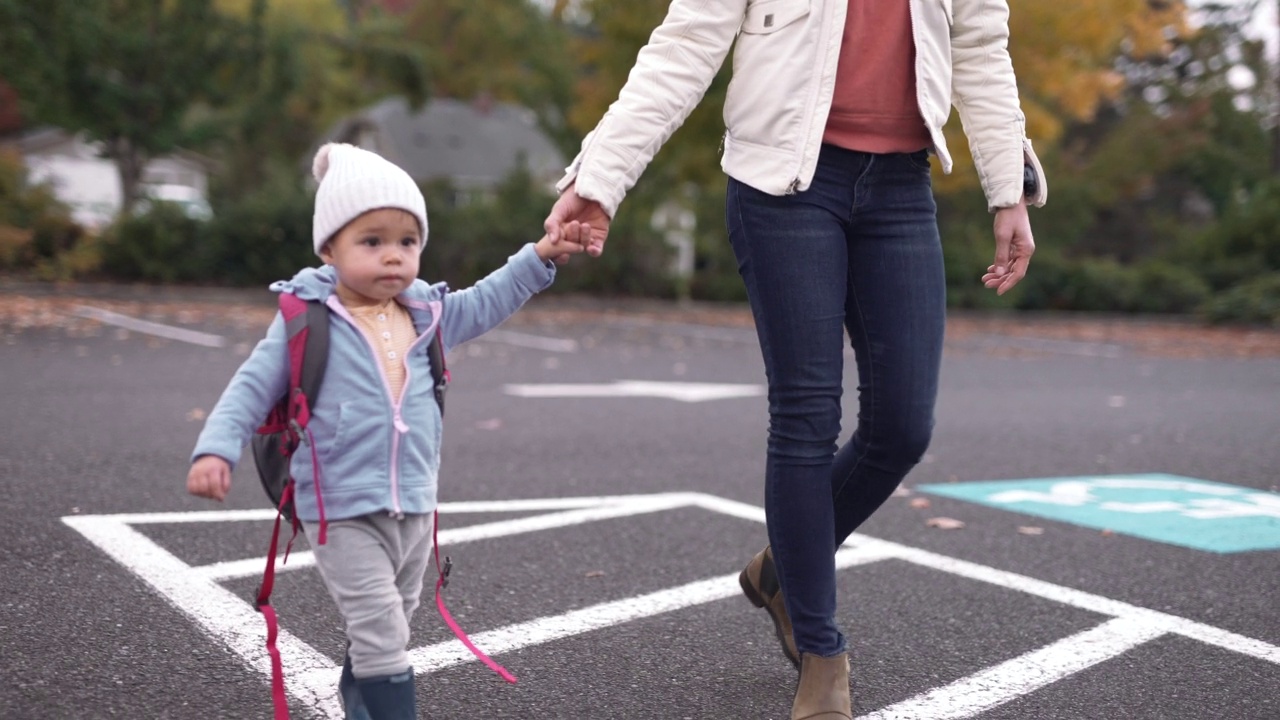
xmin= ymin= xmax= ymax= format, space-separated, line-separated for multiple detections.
xmin=304 ymin=512 xmax=434 ymax=678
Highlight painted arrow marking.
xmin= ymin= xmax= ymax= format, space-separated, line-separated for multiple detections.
xmin=503 ymin=380 xmax=765 ymax=403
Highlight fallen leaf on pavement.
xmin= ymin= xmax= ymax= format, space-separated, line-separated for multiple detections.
xmin=475 ymin=418 xmax=503 ymax=430
xmin=1017 ymin=526 xmax=1044 ymax=535
xmin=909 ymin=497 xmax=932 ymax=509
xmin=186 ymin=408 xmax=207 ymax=421
xmin=585 ymin=570 xmax=606 ymax=578
xmin=892 ymin=486 xmax=913 ymax=498
xmin=926 ymin=517 xmax=965 ymax=530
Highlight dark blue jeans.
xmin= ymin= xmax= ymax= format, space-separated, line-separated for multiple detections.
xmin=726 ymin=144 xmax=946 ymax=657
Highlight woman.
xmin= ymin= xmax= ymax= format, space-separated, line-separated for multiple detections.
xmin=545 ymin=1 xmax=1046 ymax=717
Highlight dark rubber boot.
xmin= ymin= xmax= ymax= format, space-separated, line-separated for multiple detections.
xmin=339 ymin=653 xmax=372 ymax=720
xmin=356 ymin=667 xmax=418 ymax=720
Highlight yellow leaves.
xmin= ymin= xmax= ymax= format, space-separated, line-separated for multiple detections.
xmin=932 ymin=0 xmax=1190 ymax=195
xmin=1009 ymin=0 xmax=1187 ymax=127
xmin=213 ymin=0 xmax=345 ymax=31
xmin=569 ymin=0 xmax=682 ymax=137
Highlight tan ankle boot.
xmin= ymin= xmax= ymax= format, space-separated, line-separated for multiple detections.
xmin=791 ymin=652 xmax=852 ymax=720
xmin=738 ymin=546 xmax=799 ymax=668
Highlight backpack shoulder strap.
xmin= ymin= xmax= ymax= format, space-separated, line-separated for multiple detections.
xmin=425 ymin=324 xmax=448 ymax=415
xmin=299 ymin=299 xmax=329 ymax=409
xmin=256 ymin=294 xmax=331 ymax=720
xmin=277 ymin=293 xmax=329 ymax=428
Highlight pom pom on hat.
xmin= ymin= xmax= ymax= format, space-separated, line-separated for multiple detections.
xmin=312 ymin=143 xmax=335 ymax=183
xmin=310 ymin=143 xmax=428 ymax=256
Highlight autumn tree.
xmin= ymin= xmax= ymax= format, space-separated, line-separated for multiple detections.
xmin=933 ymin=0 xmax=1187 ymax=195
xmin=208 ymin=0 xmax=428 ymax=194
xmin=399 ymin=0 xmax=576 ymax=153
xmin=0 ymin=0 xmax=243 ymax=214
xmin=1038 ymin=0 xmax=1274 ymax=260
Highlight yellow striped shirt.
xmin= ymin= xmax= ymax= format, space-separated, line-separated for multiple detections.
xmin=346 ymin=299 xmax=417 ymax=400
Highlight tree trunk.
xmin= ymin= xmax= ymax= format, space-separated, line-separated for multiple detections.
xmin=1274 ymin=0 xmax=1280 ymax=174
xmin=110 ymin=137 xmax=147 ymax=217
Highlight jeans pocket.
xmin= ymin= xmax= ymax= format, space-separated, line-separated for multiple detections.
xmin=906 ymin=150 xmax=933 ymax=172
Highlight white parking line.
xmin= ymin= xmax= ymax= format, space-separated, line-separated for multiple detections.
xmin=858 ymin=618 xmax=1168 ymax=720
xmin=195 ymin=496 xmax=693 ymax=582
xmin=504 ymin=380 xmax=765 ymax=403
xmin=63 ymin=492 xmax=1280 ymax=719
xmin=61 ymin=515 xmax=342 ymax=719
xmin=72 ymin=305 xmax=226 ymax=347
xmin=482 ymin=329 xmax=579 ymax=353
xmin=695 ymin=493 xmax=1280 ymax=667
xmin=410 ymin=543 xmax=893 ymax=674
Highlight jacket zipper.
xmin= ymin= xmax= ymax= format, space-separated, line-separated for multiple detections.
xmin=789 ymin=0 xmax=844 ymax=195
xmin=327 ymin=297 xmax=437 ymax=517
xmin=906 ymin=0 xmax=939 ymax=155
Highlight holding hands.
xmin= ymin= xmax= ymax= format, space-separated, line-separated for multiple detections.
xmin=544 ymin=183 xmax=610 ymax=258
xmin=535 ymin=218 xmax=596 ymax=265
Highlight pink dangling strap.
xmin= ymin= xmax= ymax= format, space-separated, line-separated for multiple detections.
xmin=432 ymin=510 xmax=517 ymax=683
xmin=305 ymin=427 xmax=327 ymax=545
xmin=256 ymin=484 xmax=297 ymax=720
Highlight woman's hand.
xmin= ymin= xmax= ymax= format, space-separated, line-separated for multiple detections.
xmin=984 ymin=200 xmax=1035 ymax=295
xmin=544 ymin=183 xmax=611 ymax=257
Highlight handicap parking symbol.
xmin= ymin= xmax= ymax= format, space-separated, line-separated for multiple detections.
xmin=919 ymin=473 xmax=1280 ymax=553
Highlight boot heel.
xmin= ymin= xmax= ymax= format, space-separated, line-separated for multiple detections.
xmin=739 ymin=569 xmax=766 ymax=608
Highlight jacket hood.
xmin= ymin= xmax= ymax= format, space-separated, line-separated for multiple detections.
xmin=269 ymin=265 xmax=339 ymax=302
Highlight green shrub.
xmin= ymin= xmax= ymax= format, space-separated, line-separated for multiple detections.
xmin=421 ymin=168 xmax=677 ymax=298
xmin=199 ymin=176 xmax=315 ymax=285
xmin=1202 ymin=273 xmax=1280 ymax=326
xmin=0 ymin=149 xmax=95 ymax=279
xmin=1010 ymin=253 xmax=1132 ymax=312
xmin=1187 ymin=179 xmax=1280 ymax=290
xmin=942 ymin=223 xmax=1007 ymax=310
xmin=99 ymin=202 xmax=204 ymax=282
xmin=1131 ymin=261 xmax=1210 ymax=314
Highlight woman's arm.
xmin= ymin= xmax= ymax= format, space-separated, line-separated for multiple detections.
xmin=949 ymin=0 xmax=1047 ymax=212
xmin=556 ymin=0 xmax=748 ymax=220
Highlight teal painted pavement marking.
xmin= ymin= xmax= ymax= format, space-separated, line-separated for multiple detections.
xmin=917 ymin=474 xmax=1280 ymax=553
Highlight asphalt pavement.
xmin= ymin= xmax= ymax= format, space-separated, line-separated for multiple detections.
xmin=2 ymin=288 xmax=1278 ymax=720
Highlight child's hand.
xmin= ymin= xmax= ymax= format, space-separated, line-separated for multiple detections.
xmin=188 ymin=455 xmax=232 ymax=502
xmin=535 ymin=220 xmax=591 ymax=265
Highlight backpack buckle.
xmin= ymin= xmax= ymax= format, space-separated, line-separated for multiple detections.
xmin=441 ymin=556 xmax=453 ymax=590
xmin=289 ymin=418 xmax=307 ymax=445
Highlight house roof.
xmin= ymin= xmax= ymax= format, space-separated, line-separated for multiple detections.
xmin=324 ymin=96 xmax=566 ymax=189
xmin=4 ymin=127 xmax=217 ymax=171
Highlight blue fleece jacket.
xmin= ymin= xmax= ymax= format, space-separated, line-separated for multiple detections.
xmin=191 ymin=243 xmax=555 ymax=521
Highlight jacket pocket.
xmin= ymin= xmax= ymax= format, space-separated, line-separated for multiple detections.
xmin=740 ymin=0 xmax=810 ymax=35
xmin=321 ymin=401 xmax=351 ymax=463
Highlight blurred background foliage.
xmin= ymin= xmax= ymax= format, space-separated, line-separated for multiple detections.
xmin=0 ymin=0 xmax=1278 ymax=324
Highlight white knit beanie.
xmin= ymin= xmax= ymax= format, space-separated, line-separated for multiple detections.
xmin=311 ymin=143 xmax=428 ymax=256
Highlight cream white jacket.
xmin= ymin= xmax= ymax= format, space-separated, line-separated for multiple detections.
xmin=557 ymin=0 xmax=1047 ymax=215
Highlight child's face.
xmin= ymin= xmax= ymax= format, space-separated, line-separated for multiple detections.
xmin=320 ymin=208 xmax=422 ymax=304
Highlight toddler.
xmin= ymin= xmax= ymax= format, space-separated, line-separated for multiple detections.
xmin=187 ymin=142 xmax=588 ymax=719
